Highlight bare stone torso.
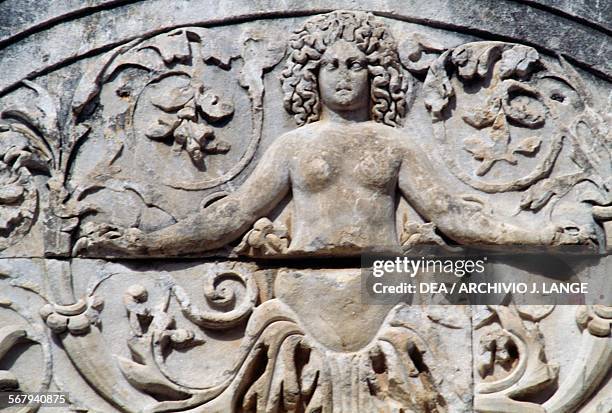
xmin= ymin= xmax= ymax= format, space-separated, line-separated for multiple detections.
xmin=283 ymin=121 xmax=405 ymax=253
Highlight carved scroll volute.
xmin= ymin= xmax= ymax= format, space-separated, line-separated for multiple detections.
xmin=38 ymin=262 xmax=260 ymax=413
xmin=67 ymin=26 xmax=285 ymax=193
xmin=59 ymin=27 xmax=286 ymax=257
xmin=419 ymin=41 xmax=612 ymax=250
xmin=423 ymin=42 xmax=561 ymax=192
xmin=474 ymin=305 xmax=558 ymax=413
xmin=39 ymin=294 xmax=155 ymax=412
xmin=542 ymin=306 xmax=611 ymax=413
xmin=114 ymin=266 xmax=259 ymax=410
xmin=0 ymin=299 xmax=52 ymax=413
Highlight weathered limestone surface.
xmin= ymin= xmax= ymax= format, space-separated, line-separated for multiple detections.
xmin=0 ymin=2 xmax=610 ymax=412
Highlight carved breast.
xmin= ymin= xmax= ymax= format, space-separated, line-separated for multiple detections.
xmin=354 ymin=149 xmax=400 ymax=189
xmin=294 ymin=153 xmax=337 ymax=192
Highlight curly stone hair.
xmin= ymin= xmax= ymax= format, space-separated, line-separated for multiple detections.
xmin=280 ymin=10 xmax=407 ymax=127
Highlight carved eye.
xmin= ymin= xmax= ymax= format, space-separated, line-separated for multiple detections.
xmin=550 ymin=93 xmax=565 ymax=103
xmin=350 ymin=61 xmax=364 ymax=70
xmin=322 ymin=60 xmax=338 ymax=70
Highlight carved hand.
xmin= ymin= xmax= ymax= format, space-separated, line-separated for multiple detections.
xmin=74 ymin=223 xmax=149 ymax=256
xmin=545 ymin=221 xmax=597 ymax=247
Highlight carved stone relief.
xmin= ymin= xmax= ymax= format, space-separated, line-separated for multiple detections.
xmin=0 ymin=3 xmax=610 ymax=413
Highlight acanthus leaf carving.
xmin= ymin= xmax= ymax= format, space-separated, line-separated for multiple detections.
xmin=0 ymin=9 xmax=609 ymax=413
xmin=41 ymin=264 xmax=262 ymax=412
xmin=233 ymin=300 xmax=448 ymax=413
xmin=498 ymin=45 xmax=540 ymax=79
xmin=0 ymin=80 xmax=66 ymax=253
xmin=421 ymin=39 xmax=611 ymax=250
xmin=451 ymin=42 xmax=504 ymax=81
xmin=542 ymin=305 xmax=611 ymax=413
xmin=398 ymin=32 xmax=448 ymax=76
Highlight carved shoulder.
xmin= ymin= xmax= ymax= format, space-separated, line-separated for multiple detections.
xmin=379 ymin=126 xmax=426 ymax=162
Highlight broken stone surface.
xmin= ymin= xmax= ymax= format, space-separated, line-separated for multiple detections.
xmin=0 ymin=3 xmax=610 ymax=412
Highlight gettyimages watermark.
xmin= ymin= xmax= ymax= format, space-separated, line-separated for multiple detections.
xmin=360 ymin=246 xmax=610 ymax=305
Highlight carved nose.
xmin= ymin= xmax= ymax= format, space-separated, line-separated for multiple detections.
xmin=336 ymin=76 xmax=352 ymax=90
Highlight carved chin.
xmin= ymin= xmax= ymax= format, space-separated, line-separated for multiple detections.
xmin=332 ymin=91 xmax=358 ymax=105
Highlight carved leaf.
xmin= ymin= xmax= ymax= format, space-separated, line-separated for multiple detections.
xmin=72 ymin=39 xmax=142 ymax=116
xmin=1 ymin=126 xmax=52 ymax=173
xmin=464 ymin=136 xmax=492 ymax=161
xmin=451 ymin=43 xmax=503 ymax=80
xmin=490 ymin=112 xmax=512 ymax=147
xmin=145 ymin=113 xmax=180 ymax=140
xmin=204 ymin=139 xmax=231 ymax=154
xmin=240 ymin=30 xmax=286 ymax=107
xmin=1 ymin=81 xmax=59 ymax=167
xmin=513 ymin=136 xmax=541 ymax=155
xmin=4 ymin=81 xmax=59 ymax=143
xmin=242 ymin=31 xmax=286 ymax=71
xmin=196 ymin=90 xmax=234 ymax=121
xmin=142 ymin=30 xmax=191 ymax=64
xmin=398 ymin=33 xmax=447 ymax=75
xmin=462 ymin=95 xmax=502 ymax=129
xmin=200 ymin=28 xmax=241 ymax=69
xmin=423 ymin=51 xmax=454 ymax=120
xmin=149 ymin=82 xmax=194 ymax=112
xmin=464 ymin=112 xmax=518 ymax=176
xmin=499 ymin=45 xmax=540 ymax=78
xmin=117 ymin=356 xmax=189 ymax=399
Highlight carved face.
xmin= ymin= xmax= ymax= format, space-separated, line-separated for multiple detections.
xmin=318 ymin=40 xmax=369 ymax=112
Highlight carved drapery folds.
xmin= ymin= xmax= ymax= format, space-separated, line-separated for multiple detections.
xmin=0 ymin=6 xmax=610 ymax=413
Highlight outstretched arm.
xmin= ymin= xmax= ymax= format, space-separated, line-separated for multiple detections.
xmin=86 ymin=136 xmax=292 ymax=256
xmin=397 ymin=142 xmax=560 ymax=246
